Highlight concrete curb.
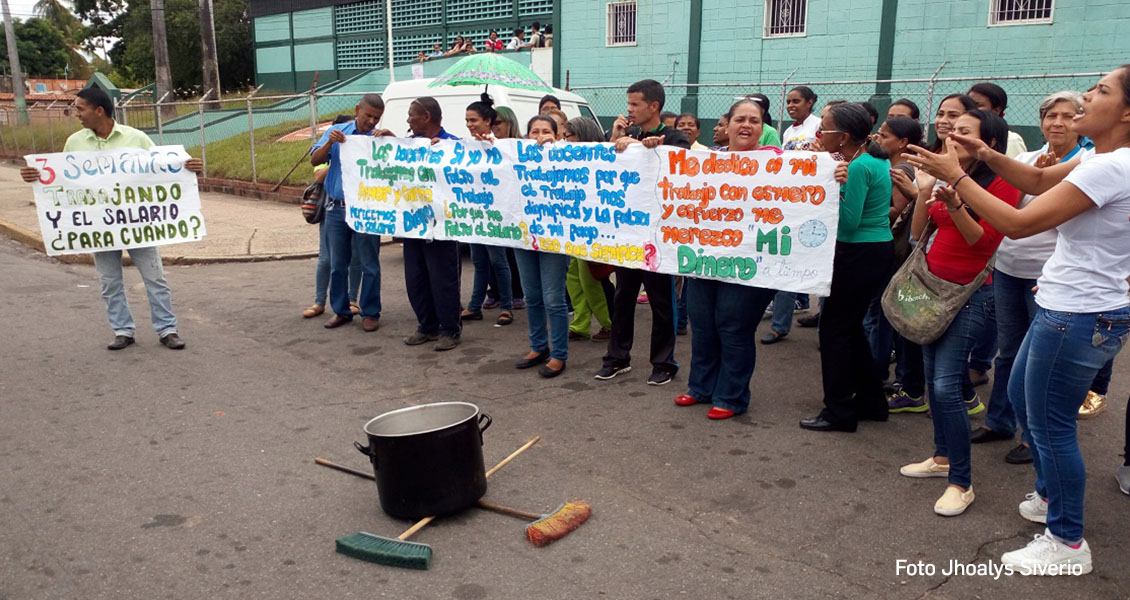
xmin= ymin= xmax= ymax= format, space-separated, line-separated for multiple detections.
xmin=0 ymin=218 xmax=320 ymax=266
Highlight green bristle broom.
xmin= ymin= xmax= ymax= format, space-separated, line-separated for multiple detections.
xmin=324 ymin=436 xmax=541 ymax=569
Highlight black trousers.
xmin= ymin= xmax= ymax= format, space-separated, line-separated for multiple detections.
xmin=819 ymin=241 xmax=894 ymax=425
xmin=603 ymin=267 xmax=678 ymax=373
xmin=403 ymin=239 xmax=462 ymax=338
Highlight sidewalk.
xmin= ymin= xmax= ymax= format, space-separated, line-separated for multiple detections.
xmin=0 ymin=164 xmax=321 ymax=265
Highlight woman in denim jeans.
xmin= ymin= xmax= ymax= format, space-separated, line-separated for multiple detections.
xmin=967 ymin=92 xmax=1090 ymax=464
xmin=459 ymin=94 xmax=515 ymax=326
xmin=512 ymin=116 xmax=571 ymax=378
xmin=909 ymin=66 xmax=1130 ymax=575
xmin=673 ymin=100 xmax=779 ymax=420
xmin=898 ymin=110 xmax=1020 ymax=518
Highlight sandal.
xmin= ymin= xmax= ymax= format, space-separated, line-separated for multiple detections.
xmin=302 ymin=304 xmax=325 ymax=318
xmin=461 ymin=310 xmax=484 ymax=321
xmin=496 ymin=311 xmax=513 ymax=326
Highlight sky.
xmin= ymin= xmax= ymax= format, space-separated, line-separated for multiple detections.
xmin=3 ymin=0 xmax=55 ymax=21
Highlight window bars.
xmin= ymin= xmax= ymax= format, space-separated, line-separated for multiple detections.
xmin=606 ymin=1 xmax=637 ymax=47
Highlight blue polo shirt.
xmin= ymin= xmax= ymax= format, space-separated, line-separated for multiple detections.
xmin=313 ymin=122 xmax=370 ymax=201
xmin=411 ymin=127 xmax=459 ymax=141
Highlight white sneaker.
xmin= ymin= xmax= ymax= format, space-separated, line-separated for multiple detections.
xmin=899 ymin=457 xmax=950 ymax=478
xmin=934 ymin=485 xmax=974 ymax=516
xmin=1117 ymin=465 xmax=1130 ymax=496
xmin=1001 ymin=530 xmax=1092 ymax=576
xmin=1019 ymin=491 xmax=1048 ymax=524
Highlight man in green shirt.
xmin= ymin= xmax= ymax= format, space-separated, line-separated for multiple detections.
xmin=20 ymin=87 xmax=204 ymax=351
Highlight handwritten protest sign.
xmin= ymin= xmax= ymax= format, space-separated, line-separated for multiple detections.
xmin=340 ymin=138 xmax=840 ymax=295
xmin=25 ymin=145 xmax=205 ymax=256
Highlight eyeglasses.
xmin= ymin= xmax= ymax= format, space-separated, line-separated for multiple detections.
xmin=815 ymin=129 xmax=843 ymax=138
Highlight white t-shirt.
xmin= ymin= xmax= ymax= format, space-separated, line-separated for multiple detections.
xmin=1005 ymin=130 xmax=1028 ymax=158
xmin=781 ymin=114 xmax=820 ymax=151
xmin=995 ymin=147 xmax=1060 ymax=280
xmin=1036 ymin=147 xmax=1130 ymax=312
xmin=506 ymin=36 xmax=522 ymax=50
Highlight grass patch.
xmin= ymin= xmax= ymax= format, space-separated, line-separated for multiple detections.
xmin=0 ymin=120 xmax=74 ymax=155
xmin=186 ymin=117 xmax=325 ymax=187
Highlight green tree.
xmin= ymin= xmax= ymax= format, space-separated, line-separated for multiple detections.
xmin=34 ymin=0 xmax=92 ymax=78
xmin=0 ymin=18 xmax=70 ymax=76
xmin=86 ymin=0 xmax=251 ymax=94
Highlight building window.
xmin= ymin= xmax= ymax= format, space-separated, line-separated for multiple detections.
xmin=989 ymin=0 xmax=1054 ymax=25
xmin=606 ymin=2 xmax=636 ymax=47
xmin=763 ymin=0 xmax=807 ymax=38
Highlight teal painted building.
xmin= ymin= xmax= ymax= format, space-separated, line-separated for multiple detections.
xmin=555 ymin=0 xmax=1130 ymax=141
xmin=250 ymin=0 xmax=554 ymax=92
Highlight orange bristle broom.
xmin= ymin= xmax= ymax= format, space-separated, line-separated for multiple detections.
xmin=313 ymin=457 xmax=591 ymax=547
xmin=476 ymin=500 xmax=592 ymax=547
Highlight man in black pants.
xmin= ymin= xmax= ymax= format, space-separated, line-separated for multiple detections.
xmin=375 ymin=97 xmax=463 ymax=351
xmin=594 ymin=79 xmax=689 ymax=386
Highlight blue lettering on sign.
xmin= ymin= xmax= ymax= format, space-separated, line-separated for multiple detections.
xmin=517 ymin=141 xmax=543 ymax=163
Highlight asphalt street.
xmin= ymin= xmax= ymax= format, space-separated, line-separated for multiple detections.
xmin=1 ymin=237 xmax=1128 ymax=599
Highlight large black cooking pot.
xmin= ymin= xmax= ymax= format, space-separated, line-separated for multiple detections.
xmin=354 ymin=402 xmax=492 ymax=519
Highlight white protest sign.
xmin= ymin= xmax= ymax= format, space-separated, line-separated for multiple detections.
xmin=340 ymin=137 xmax=840 ymax=295
xmin=25 ymin=145 xmax=205 ymax=256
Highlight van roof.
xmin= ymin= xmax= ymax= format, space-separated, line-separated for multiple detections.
xmin=381 ymin=78 xmax=590 ymax=105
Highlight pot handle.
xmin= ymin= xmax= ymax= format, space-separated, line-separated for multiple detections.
xmin=477 ymin=412 xmax=492 ymax=444
xmin=354 ymin=441 xmax=377 ymax=469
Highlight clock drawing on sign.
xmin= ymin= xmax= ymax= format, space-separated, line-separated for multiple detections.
xmin=798 ymin=219 xmax=828 ymax=248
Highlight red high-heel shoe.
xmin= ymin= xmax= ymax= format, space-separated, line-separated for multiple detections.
xmin=673 ymin=395 xmax=698 ymax=407
xmin=707 ymin=407 xmax=736 ymax=420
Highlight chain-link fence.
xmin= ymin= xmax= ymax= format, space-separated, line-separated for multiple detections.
xmin=573 ymin=69 xmax=1105 ymax=149
xmin=0 ymin=90 xmax=367 ymax=189
xmin=0 ymin=68 xmax=1106 ymax=188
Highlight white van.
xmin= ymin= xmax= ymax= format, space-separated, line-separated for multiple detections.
xmin=378 ymin=78 xmax=602 ymax=139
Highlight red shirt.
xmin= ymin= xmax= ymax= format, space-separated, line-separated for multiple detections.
xmin=925 ymin=176 xmax=1020 ymax=285
xmin=485 ymin=39 xmax=503 ymax=51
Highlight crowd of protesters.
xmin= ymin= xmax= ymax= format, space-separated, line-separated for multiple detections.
xmin=292 ymin=68 xmax=1130 ymax=576
xmin=22 ymin=65 xmax=1130 ymax=579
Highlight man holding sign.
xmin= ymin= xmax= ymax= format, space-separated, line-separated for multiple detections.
xmin=20 ymin=88 xmax=203 ymax=351
xmin=597 ymin=79 xmax=689 ymax=386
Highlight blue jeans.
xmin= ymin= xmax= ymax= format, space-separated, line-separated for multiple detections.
xmin=93 ymin=246 xmax=177 ymax=337
xmin=687 ymin=279 xmax=775 ymax=414
xmin=676 ymin=278 xmax=689 ymax=330
xmin=968 ymin=286 xmax=998 ymax=373
xmin=1010 ymin=307 xmax=1129 ymax=543
xmin=514 ymin=250 xmax=570 ymax=361
xmin=864 ymin=294 xmax=896 ymax=381
xmin=315 ymin=218 xmax=361 ymax=306
xmin=468 ymin=244 xmax=513 ymax=312
xmin=325 ymin=203 xmax=382 ymax=319
xmin=986 ymin=272 xmax=1039 ymax=435
xmin=769 ymin=290 xmax=796 ymax=335
xmin=1090 ymin=357 xmax=1114 ymax=395
xmin=923 ymin=285 xmax=991 ymax=490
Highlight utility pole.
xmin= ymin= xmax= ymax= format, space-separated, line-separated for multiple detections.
xmin=150 ymin=0 xmax=176 ymax=119
xmin=1 ymin=0 xmax=27 ymax=124
xmin=198 ymin=0 xmax=221 ymax=109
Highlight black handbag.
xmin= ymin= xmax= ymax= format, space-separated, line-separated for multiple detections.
xmin=301 ymin=183 xmax=328 ymax=225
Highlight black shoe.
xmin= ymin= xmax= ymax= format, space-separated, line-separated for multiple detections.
xmin=404 ymin=331 xmax=439 ymax=345
xmin=159 ymin=333 xmax=185 ymax=350
xmin=799 ymin=414 xmax=857 ymax=432
xmin=1005 ymin=443 xmax=1034 ymax=464
xmin=539 ymin=361 xmax=566 ymax=378
xmin=107 ymin=335 xmax=135 ymax=350
xmin=760 ymin=331 xmax=786 ymax=345
xmin=797 ymin=313 xmax=820 ymax=328
xmin=516 ymin=350 xmax=550 ymax=369
xmin=324 ymin=314 xmax=352 ymax=329
xmin=594 ymin=365 xmax=632 ymax=380
xmin=460 ymin=310 xmax=483 ymax=321
xmin=646 ymin=369 xmax=673 ymax=386
xmin=434 ymin=335 xmax=460 ymax=351
xmin=970 ymin=426 xmax=1014 ymax=444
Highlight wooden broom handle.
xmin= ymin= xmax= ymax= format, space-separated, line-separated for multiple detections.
xmin=475 ymin=500 xmax=540 ymax=520
xmin=315 ymin=436 xmax=542 ymax=541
